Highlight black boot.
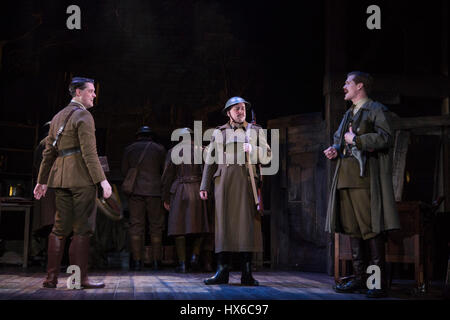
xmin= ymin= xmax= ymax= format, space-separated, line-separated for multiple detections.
xmin=190 ymin=253 xmax=200 ymax=271
xmin=240 ymin=252 xmax=259 ymax=286
xmin=204 ymin=252 xmax=230 ymax=285
xmin=129 ymin=235 xmax=143 ymax=271
xmin=175 ymin=261 xmax=186 ymax=273
xmin=335 ymin=237 xmax=366 ymax=293
xmin=366 ymin=234 xmax=388 ymax=298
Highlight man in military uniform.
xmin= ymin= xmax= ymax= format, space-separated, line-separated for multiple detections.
xmin=324 ymin=71 xmax=400 ymax=298
xmin=122 ymin=126 xmax=166 ymax=271
xmin=34 ymin=77 xmax=112 ymax=289
xmin=200 ymin=97 xmax=271 ymax=286
xmin=162 ymin=128 xmax=212 ymax=273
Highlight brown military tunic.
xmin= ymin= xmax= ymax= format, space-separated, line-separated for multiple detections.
xmin=121 ymin=137 xmax=166 ymax=236
xmin=37 ymin=101 xmax=106 ymax=237
xmin=200 ymin=121 xmax=271 ymax=253
xmin=162 ymin=142 xmax=211 ymax=236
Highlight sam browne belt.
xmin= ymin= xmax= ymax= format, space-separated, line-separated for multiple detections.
xmin=58 ymin=147 xmax=81 ymax=157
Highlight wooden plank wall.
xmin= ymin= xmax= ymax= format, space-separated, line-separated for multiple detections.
xmin=268 ymin=113 xmax=328 ymax=272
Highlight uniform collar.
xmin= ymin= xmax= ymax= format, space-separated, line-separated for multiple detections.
xmin=352 ymin=98 xmax=370 ymax=115
xmin=229 ymin=120 xmax=249 ymax=130
xmin=70 ymin=99 xmax=87 ymax=110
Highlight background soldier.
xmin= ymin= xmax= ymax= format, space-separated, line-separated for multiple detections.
xmin=162 ymin=128 xmax=212 ymax=273
xmin=200 ymin=96 xmax=271 ymax=286
xmin=34 ymin=77 xmax=112 ymax=289
xmin=31 ymin=121 xmax=56 ymax=265
xmin=122 ymin=126 xmax=166 ymax=271
xmin=324 ymin=71 xmax=400 ymax=298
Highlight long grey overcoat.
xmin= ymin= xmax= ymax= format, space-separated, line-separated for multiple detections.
xmin=200 ymin=121 xmax=271 ymax=253
xmin=325 ymin=100 xmax=401 ymax=234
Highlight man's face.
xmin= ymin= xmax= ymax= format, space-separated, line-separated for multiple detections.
xmin=76 ymin=82 xmax=96 ymax=108
xmin=227 ymin=103 xmax=246 ymax=124
xmin=343 ymin=75 xmax=362 ymax=101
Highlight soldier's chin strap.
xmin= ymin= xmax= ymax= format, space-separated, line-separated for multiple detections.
xmin=229 ymin=116 xmax=245 ymax=129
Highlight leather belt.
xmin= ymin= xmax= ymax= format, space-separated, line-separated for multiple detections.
xmin=58 ymin=147 xmax=81 ymax=157
xmin=178 ymin=176 xmax=202 ymax=183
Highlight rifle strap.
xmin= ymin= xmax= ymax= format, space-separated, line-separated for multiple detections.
xmin=52 ymin=107 xmax=81 ymax=150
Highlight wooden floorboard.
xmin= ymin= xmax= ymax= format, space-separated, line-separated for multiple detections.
xmin=0 ymin=266 xmax=444 ymax=300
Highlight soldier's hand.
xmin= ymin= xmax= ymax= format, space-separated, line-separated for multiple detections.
xmin=344 ymin=126 xmax=356 ymax=145
xmin=33 ymin=183 xmax=47 ymax=200
xmin=100 ymin=179 xmax=112 ymax=199
xmin=323 ymin=146 xmax=338 ymax=159
xmin=243 ymin=143 xmax=252 ymax=153
xmin=199 ymin=190 xmax=208 ymax=200
xmin=164 ymin=202 xmax=170 ymax=211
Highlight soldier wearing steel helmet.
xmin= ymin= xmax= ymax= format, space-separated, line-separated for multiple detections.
xmin=121 ymin=126 xmax=166 ymax=271
xmin=200 ymin=97 xmax=271 ymax=286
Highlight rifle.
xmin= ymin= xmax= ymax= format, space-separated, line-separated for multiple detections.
xmin=250 ymin=109 xmax=264 ymax=214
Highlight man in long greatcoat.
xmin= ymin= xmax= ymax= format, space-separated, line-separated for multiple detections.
xmin=324 ymin=71 xmax=400 ymax=298
xmin=162 ymin=128 xmax=212 ymax=273
xmin=200 ymin=96 xmax=271 ymax=286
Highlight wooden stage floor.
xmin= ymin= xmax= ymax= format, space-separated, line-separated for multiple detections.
xmin=0 ymin=266 xmax=445 ymax=300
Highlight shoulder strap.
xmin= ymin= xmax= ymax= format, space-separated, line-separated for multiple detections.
xmin=136 ymin=142 xmax=152 ymax=169
xmin=52 ymin=107 xmax=80 ymax=149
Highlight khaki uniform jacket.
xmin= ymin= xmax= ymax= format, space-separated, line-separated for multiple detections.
xmin=325 ymin=100 xmax=401 ymax=234
xmin=38 ymin=102 xmax=106 ymax=187
xmin=162 ymin=143 xmax=211 ymax=236
xmin=200 ymin=121 xmax=271 ymax=252
xmin=121 ymin=138 xmax=166 ymax=197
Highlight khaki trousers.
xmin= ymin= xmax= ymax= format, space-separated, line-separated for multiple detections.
xmin=128 ymin=195 xmax=164 ymax=237
xmin=51 ymin=185 xmax=97 ymax=237
xmin=339 ymin=188 xmax=377 ymax=240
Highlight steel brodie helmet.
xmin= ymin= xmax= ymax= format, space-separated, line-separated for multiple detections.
xmin=222 ymin=96 xmax=251 ymax=115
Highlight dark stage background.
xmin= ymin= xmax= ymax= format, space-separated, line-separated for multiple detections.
xmin=0 ymin=0 xmax=449 ymax=282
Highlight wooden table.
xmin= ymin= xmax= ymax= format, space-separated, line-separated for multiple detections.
xmin=0 ymin=199 xmax=33 ymax=268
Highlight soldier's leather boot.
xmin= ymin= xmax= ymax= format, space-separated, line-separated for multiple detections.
xmin=190 ymin=237 xmax=203 ymax=271
xmin=335 ymin=237 xmax=366 ymax=293
xmin=69 ymin=235 xmax=105 ymax=289
xmin=151 ymin=235 xmax=162 ymax=271
xmin=43 ymin=233 xmax=66 ymax=288
xmin=176 ymin=261 xmax=186 ymax=273
xmin=366 ymin=234 xmax=388 ymax=298
xmin=129 ymin=235 xmax=143 ymax=271
xmin=204 ymin=252 xmax=230 ymax=285
xmin=202 ymin=251 xmax=213 ymax=272
xmin=240 ymin=252 xmax=259 ymax=286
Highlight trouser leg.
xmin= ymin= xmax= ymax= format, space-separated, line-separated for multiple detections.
xmin=175 ymin=236 xmax=186 ymax=273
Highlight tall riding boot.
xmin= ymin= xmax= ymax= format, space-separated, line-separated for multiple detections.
xmin=43 ymin=233 xmax=66 ymax=288
xmin=204 ymin=252 xmax=230 ymax=285
xmin=240 ymin=252 xmax=259 ymax=286
xmin=175 ymin=236 xmax=186 ymax=273
xmin=366 ymin=234 xmax=388 ymax=298
xmin=190 ymin=236 xmax=204 ymax=271
xmin=129 ymin=235 xmax=143 ymax=271
xmin=69 ymin=235 xmax=105 ymax=289
xmin=151 ymin=235 xmax=162 ymax=270
xmin=335 ymin=237 xmax=366 ymax=293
